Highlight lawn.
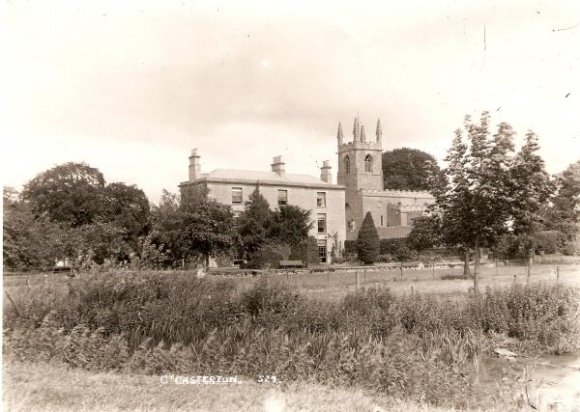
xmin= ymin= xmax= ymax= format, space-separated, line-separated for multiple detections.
xmin=0 ymin=361 xmax=532 ymax=412
xmin=234 ymin=263 xmax=580 ymax=301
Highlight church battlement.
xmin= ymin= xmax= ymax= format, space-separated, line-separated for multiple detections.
xmin=362 ymin=188 xmax=433 ymax=196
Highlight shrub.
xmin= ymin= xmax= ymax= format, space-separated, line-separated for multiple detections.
xmin=356 ymin=212 xmax=380 ymax=264
xmin=343 ymin=240 xmax=357 ymax=260
xmin=247 ymin=242 xmax=290 ymax=269
xmin=377 ymin=254 xmax=393 ymax=263
xmin=380 ymin=238 xmax=417 ymax=261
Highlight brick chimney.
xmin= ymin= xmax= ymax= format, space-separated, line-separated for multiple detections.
xmin=271 ymin=155 xmax=285 ymax=175
xmin=189 ymin=148 xmax=201 ymax=181
xmin=320 ymin=160 xmax=332 ymax=183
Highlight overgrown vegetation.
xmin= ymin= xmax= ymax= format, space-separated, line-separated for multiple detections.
xmin=4 ymin=273 xmax=579 ymax=408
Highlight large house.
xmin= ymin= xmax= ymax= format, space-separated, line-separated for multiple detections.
xmin=179 ymin=115 xmax=435 ymax=263
xmin=179 ymin=151 xmax=346 ymax=264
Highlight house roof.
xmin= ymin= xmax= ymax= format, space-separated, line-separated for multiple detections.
xmin=184 ymin=168 xmax=345 ymax=190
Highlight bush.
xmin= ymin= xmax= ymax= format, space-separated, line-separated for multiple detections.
xmin=343 ymin=240 xmax=357 ymax=259
xmin=356 ymin=212 xmax=380 ymax=264
xmin=380 ymin=238 xmax=417 ymax=261
xmin=247 ymin=242 xmax=290 ymax=269
xmin=377 ymin=254 xmax=393 ymax=263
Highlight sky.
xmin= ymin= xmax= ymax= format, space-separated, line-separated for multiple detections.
xmin=1 ymin=0 xmax=579 ymax=204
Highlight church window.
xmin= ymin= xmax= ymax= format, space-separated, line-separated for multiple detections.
xmin=344 ymin=156 xmax=350 ymax=174
xmin=364 ymin=154 xmax=373 ymax=173
xmin=278 ymin=189 xmax=288 ymax=206
xmin=232 ymin=187 xmax=243 ymax=204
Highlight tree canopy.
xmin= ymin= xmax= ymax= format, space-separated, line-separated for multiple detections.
xmin=22 ymin=162 xmax=106 ymax=227
xmin=382 ymin=148 xmax=444 ymax=191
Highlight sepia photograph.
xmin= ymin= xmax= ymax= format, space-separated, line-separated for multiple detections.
xmin=2 ymin=0 xmax=580 ymax=411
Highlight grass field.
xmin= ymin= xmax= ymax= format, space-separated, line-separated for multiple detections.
xmin=0 ymin=361 xmax=541 ymax=412
xmin=232 ymin=263 xmax=580 ymax=301
xmin=5 ymin=262 xmax=580 ymax=302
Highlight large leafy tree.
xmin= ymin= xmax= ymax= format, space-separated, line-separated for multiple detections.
xmin=382 ymin=148 xmax=444 ymax=190
xmin=22 ymin=162 xmax=106 ymax=227
xmin=356 ymin=212 xmax=380 ymax=264
xmin=509 ymin=131 xmax=554 ymax=273
xmin=13 ymin=163 xmax=153 ymax=268
xmin=545 ymin=161 xmax=580 ymax=250
xmin=102 ymin=182 xmax=150 ymax=249
xmin=429 ymin=112 xmax=552 ymax=292
xmin=151 ymin=189 xmax=237 ymax=267
xmin=3 ymin=187 xmax=79 ymax=269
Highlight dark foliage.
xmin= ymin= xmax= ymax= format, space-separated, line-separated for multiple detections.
xmin=356 ymin=212 xmax=380 ymax=264
xmin=382 ymin=148 xmax=444 ymax=191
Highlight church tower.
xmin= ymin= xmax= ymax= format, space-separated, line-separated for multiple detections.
xmin=337 ymin=115 xmax=384 ymax=191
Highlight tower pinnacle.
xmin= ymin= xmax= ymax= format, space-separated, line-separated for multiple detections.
xmin=337 ymin=122 xmax=343 ymax=146
xmin=376 ymin=119 xmax=382 ymax=142
xmin=360 ymin=125 xmax=366 ymax=142
xmin=352 ymin=116 xmax=360 ymax=140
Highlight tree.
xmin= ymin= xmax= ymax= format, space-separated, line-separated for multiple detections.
xmin=102 ymin=182 xmax=150 ymax=250
xmin=544 ymin=160 xmax=580 ymax=253
xmin=509 ymin=131 xmax=554 ymax=275
xmin=151 ymin=189 xmax=237 ymax=267
xmin=382 ymin=148 xmax=444 ymax=190
xmin=3 ymin=188 xmax=80 ymax=269
xmin=269 ymin=205 xmax=313 ymax=250
xmin=236 ymin=187 xmax=274 ymax=261
xmin=431 ymin=112 xmax=552 ymax=292
xmin=21 ymin=162 xmax=106 ymax=227
xmin=407 ymin=214 xmax=442 ymax=252
xmin=356 ymin=212 xmax=380 ymax=264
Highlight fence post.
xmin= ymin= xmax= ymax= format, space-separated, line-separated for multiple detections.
xmin=513 ymin=274 xmax=517 ymax=285
xmin=432 ymin=260 xmax=435 ymax=278
xmin=399 ymin=262 xmax=403 ymax=279
xmin=364 ymin=269 xmax=367 ymax=284
xmin=286 ymin=269 xmax=289 ymax=281
xmin=356 ymin=271 xmax=360 ymax=292
xmin=556 ymin=266 xmax=560 ymax=281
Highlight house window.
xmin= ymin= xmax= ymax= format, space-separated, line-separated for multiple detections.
xmin=317 ymin=213 xmax=327 ymax=234
xmin=318 ymin=240 xmax=327 ymax=263
xmin=232 ymin=187 xmax=243 ymax=204
xmin=317 ymin=192 xmax=326 ymax=208
xmin=364 ymin=154 xmax=373 ymax=173
xmin=278 ymin=189 xmax=288 ymax=206
xmin=344 ymin=156 xmax=350 ymax=174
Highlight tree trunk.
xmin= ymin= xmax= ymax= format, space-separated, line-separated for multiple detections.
xmin=473 ymin=238 xmax=480 ymax=294
xmin=463 ymin=248 xmax=471 ymax=277
xmin=205 ymin=254 xmax=210 ymax=268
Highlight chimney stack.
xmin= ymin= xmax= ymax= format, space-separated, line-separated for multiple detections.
xmin=271 ymin=155 xmax=285 ymax=175
xmin=320 ymin=160 xmax=332 ymax=183
xmin=189 ymin=148 xmax=201 ymax=181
